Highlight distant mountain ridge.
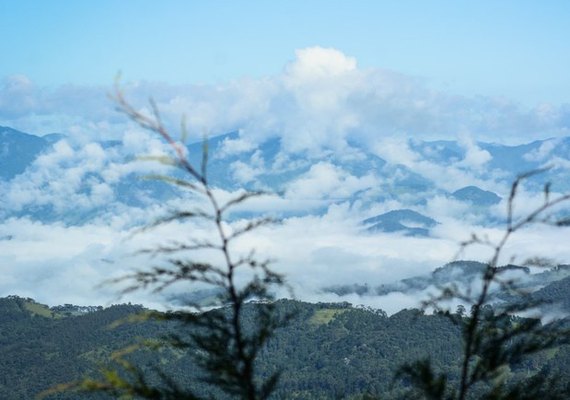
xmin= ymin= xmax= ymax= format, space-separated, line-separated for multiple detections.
xmin=0 ymin=126 xmax=53 ymax=180
xmin=325 ymin=260 xmax=570 ymax=311
xmin=1 ymin=126 xmax=569 ymax=225
xmin=362 ymin=209 xmax=438 ymax=237
xmin=451 ymin=185 xmax=502 ymax=206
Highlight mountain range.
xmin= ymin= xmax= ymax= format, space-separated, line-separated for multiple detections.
xmin=2 ymin=125 xmax=569 ymax=228
xmin=325 ymin=260 xmax=570 ymax=313
xmin=362 ymin=209 xmax=438 ymax=237
xmin=2 ymin=123 xmax=570 ymax=399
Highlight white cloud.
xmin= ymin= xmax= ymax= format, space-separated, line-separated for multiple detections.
xmin=524 ymin=138 xmax=558 ymax=162
xmin=371 ymin=135 xmax=507 ymax=194
xmin=0 ymin=75 xmax=36 ymax=116
xmin=2 ymin=47 xmax=570 ymax=312
xmin=230 ymin=150 xmax=266 ymax=184
xmin=217 ymin=135 xmax=256 ymax=157
xmin=457 ymin=132 xmax=491 ymax=169
xmin=372 ymin=137 xmax=418 ymax=167
xmin=2 ymin=47 xmax=570 ymax=148
xmin=285 ymin=162 xmax=377 ymax=201
xmin=0 ymin=130 xmax=178 ymax=217
xmin=1 ymin=187 xmax=569 ymax=312
xmin=285 ymin=47 xmax=357 ymax=82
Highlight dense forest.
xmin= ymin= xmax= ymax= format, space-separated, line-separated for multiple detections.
xmin=1 ymin=290 xmax=568 ymax=399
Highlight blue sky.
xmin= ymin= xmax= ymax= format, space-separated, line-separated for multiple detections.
xmin=2 ymin=0 xmax=570 ymax=105
xmin=1 ymin=1 xmax=570 ymax=143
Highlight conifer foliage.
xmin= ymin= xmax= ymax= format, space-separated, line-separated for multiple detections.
xmin=398 ymin=170 xmax=570 ymax=400
xmin=58 ymin=83 xmax=290 ymax=400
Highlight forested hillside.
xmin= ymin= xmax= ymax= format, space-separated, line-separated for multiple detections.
xmin=1 ymin=295 xmax=568 ymax=399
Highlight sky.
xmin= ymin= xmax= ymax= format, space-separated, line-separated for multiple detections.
xmin=2 ymin=1 xmax=570 ymax=309
xmin=1 ymin=0 xmax=570 ymax=105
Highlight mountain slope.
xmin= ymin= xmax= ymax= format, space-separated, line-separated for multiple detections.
xmin=362 ymin=209 xmax=438 ymax=237
xmin=0 ymin=295 xmax=568 ymax=399
xmin=451 ymin=185 xmax=502 ymax=206
xmin=0 ymin=126 xmax=53 ymax=180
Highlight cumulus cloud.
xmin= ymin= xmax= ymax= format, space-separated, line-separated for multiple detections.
xmin=2 ymin=183 xmax=569 ymax=312
xmin=0 ymin=127 xmax=177 ymax=219
xmin=3 ymin=140 xmax=111 ymax=213
xmin=524 ymin=138 xmax=558 ymax=163
xmin=2 ymin=47 xmax=570 ymax=311
xmin=457 ymin=133 xmax=491 ymax=169
xmin=217 ymin=134 xmax=256 ymax=157
xmin=372 ymin=137 xmax=418 ymax=167
xmin=285 ymin=47 xmax=357 ymax=81
xmin=230 ymin=150 xmax=266 ymax=184
xmin=371 ymin=135 xmax=508 ymax=194
xmin=0 ymin=75 xmax=37 ymax=118
xmin=285 ymin=162 xmax=377 ymax=201
xmin=2 ymin=47 xmax=570 ymax=147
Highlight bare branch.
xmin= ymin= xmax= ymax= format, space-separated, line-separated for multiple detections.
xmin=220 ymin=191 xmax=268 ymax=215
xmin=84 ymin=81 xmax=288 ymax=400
xmin=228 ymin=218 xmax=274 ymax=241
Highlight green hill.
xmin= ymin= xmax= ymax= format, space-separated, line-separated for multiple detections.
xmin=0 ymin=296 xmax=568 ymax=399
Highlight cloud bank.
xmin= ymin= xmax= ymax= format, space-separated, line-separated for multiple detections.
xmin=2 ymin=200 xmax=569 ymax=313
xmin=1 ymin=47 xmax=570 ymax=148
xmin=2 ymin=47 xmax=570 ymax=311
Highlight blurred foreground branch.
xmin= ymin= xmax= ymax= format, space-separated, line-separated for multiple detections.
xmin=398 ymin=171 xmax=570 ymax=400
xmin=45 ymin=82 xmax=290 ymax=400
